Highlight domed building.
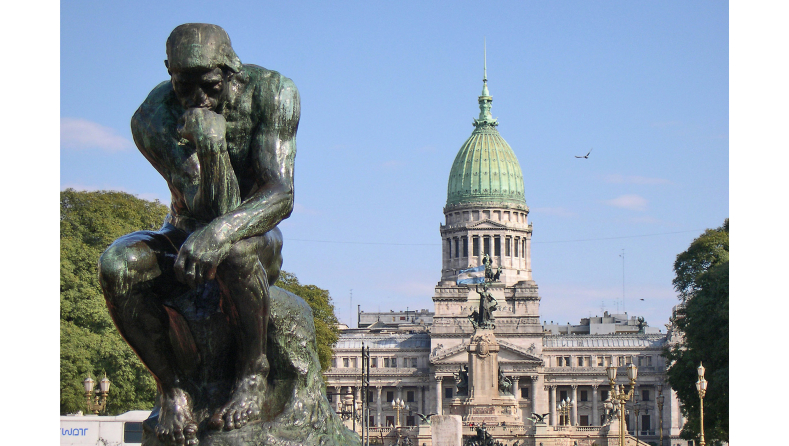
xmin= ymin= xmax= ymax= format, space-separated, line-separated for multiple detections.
xmin=324 ymin=66 xmax=687 ymax=446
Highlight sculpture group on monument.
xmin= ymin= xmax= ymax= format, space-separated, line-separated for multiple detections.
xmin=98 ymin=23 xmax=359 ymax=446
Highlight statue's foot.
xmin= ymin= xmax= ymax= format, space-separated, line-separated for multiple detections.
xmin=208 ymin=373 xmax=264 ymax=431
xmin=155 ymin=389 xmax=198 ymax=446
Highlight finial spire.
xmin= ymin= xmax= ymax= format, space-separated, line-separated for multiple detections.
xmin=474 ymin=38 xmax=497 ymax=128
xmin=484 ymin=37 xmax=487 ymax=83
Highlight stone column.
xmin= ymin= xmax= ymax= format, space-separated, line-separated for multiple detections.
xmin=512 ymin=376 xmax=520 ymax=401
xmin=525 ymin=233 xmax=532 ymax=278
xmin=435 ymin=376 xmax=443 ymax=415
xmin=571 ymin=385 xmax=578 ymax=426
xmin=531 ymin=376 xmax=540 ymax=416
xmin=592 ymin=385 xmax=599 ymax=426
xmin=548 ymin=385 xmax=556 ymax=426
xmin=376 ymin=385 xmax=382 ymax=427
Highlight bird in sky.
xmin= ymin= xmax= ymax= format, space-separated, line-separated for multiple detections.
xmin=639 ymin=298 xmax=645 ymax=301
xmin=575 ymin=148 xmax=593 ymax=159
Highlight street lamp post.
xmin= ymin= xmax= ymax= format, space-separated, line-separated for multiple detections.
xmin=696 ymin=363 xmax=708 ymax=446
xmin=657 ymin=384 xmax=665 ymax=446
xmin=631 ymin=393 xmax=641 ymax=445
xmin=606 ymin=363 xmax=638 ymax=446
xmin=392 ymin=398 xmax=408 ymax=428
xmin=83 ymin=374 xmax=111 ymax=414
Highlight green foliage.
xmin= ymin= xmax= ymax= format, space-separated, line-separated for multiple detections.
xmin=664 ymin=219 xmax=728 ymax=445
xmin=275 ymin=271 xmax=340 ymax=372
xmin=60 ymin=189 xmax=167 ymax=414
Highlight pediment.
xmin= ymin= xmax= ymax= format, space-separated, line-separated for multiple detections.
xmin=467 ymin=219 xmax=508 ymax=230
xmin=429 ymin=341 xmax=469 ymax=363
xmin=497 ymin=339 xmax=543 ymax=364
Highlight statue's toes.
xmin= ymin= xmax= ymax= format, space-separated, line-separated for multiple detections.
xmin=224 ymin=410 xmax=238 ymax=430
xmin=208 ymin=412 xmax=225 ymax=430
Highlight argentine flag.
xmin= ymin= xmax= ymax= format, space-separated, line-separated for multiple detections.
xmin=456 ymin=265 xmax=485 ymax=285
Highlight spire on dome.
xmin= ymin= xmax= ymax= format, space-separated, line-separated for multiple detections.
xmin=474 ymin=38 xmax=498 ymax=128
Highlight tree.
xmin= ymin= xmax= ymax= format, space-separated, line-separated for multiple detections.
xmin=61 ymin=189 xmax=341 ymax=413
xmin=664 ymin=219 xmax=728 ymax=445
xmin=61 ymin=189 xmax=168 ymax=414
xmin=275 ymin=271 xmax=340 ymax=372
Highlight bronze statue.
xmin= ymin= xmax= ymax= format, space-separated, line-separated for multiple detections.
xmin=98 ymin=24 xmax=356 ymax=446
xmin=455 ymin=364 xmax=469 ymax=396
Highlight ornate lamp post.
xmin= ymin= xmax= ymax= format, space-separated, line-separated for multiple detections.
xmin=83 ymin=374 xmax=111 ymax=414
xmin=656 ymin=384 xmax=665 ymax=446
xmin=391 ymin=398 xmax=408 ymax=427
xmin=631 ymin=393 xmax=642 ymax=445
xmin=696 ymin=363 xmax=708 ymax=446
xmin=606 ymin=363 xmax=637 ymax=446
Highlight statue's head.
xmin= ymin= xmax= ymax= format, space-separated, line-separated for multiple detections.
xmin=164 ymin=23 xmax=242 ymax=110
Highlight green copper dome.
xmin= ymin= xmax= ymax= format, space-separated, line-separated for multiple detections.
xmin=446 ymin=75 xmax=526 ymax=209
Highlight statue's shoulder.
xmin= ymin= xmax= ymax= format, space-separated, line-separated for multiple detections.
xmin=132 ymin=81 xmax=179 ymax=135
xmin=242 ymin=64 xmax=299 ymax=107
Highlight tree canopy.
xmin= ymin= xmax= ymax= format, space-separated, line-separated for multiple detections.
xmin=61 ymin=189 xmax=340 ymax=414
xmin=664 ymin=219 xmax=728 ymax=445
xmin=61 ymin=189 xmax=167 ymax=415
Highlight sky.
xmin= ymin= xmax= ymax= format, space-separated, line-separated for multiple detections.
xmin=57 ymin=1 xmax=730 ymax=331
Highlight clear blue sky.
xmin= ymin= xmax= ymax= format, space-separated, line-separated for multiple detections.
xmin=59 ymin=1 xmax=729 ymax=330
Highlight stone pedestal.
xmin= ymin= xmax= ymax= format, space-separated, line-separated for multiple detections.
xmin=431 ymin=415 xmax=463 ymax=446
xmin=447 ymin=329 xmax=522 ymax=426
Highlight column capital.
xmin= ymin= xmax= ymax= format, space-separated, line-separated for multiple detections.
xmin=435 ymin=375 xmax=444 ymax=383
xmin=592 ymin=384 xmax=600 ymax=390
xmin=571 ymin=384 xmax=578 ymax=390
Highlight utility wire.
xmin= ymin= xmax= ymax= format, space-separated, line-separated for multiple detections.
xmin=284 ymin=229 xmax=705 ymax=246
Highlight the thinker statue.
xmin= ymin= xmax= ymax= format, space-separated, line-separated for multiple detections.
xmin=99 ymin=23 xmax=357 ymax=446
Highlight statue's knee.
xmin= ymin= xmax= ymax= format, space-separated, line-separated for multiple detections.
xmin=98 ymin=240 xmax=153 ymax=299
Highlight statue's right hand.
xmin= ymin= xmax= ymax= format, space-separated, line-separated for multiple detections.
xmin=177 ymin=108 xmax=227 ymax=152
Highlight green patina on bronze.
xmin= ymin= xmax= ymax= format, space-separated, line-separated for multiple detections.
xmin=446 ymin=66 xmax=527 ymax=210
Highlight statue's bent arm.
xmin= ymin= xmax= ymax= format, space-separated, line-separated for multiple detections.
xmin=205 ymin=75 xmax=300 ymax=245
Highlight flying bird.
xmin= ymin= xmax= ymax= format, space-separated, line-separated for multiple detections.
xmin=575 ymin=148 xmax=593 ymax=159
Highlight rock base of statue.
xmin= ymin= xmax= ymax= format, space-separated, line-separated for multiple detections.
xmin=141 ymin=285 xmax=359 ymax=446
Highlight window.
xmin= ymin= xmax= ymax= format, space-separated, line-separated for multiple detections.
xmin=626 ymin=355 xmax=633 ymax=365
xmin=386 ymin=391 xmax=394 ymax=402
xmin=514 ymin=237 xmax=519 ymax=257
xmin=391 ymin=358 xmax=397 ymax=368
xmin=369 ymin=415 xmax=375 ymax=427
xmin=598 ymin=356 xmax=604 ymax=367
xmin=472 ymin=237 xmax=479 ymax=256
xmin=386 ymin=416 xmax=395 ymax=427
xmin=411 ymin=358 xmax=418 ymax=368
xmin=368 ymin=391 xmax=374 ymax=403
xmin=522 ymin=239 xmax=526 ymax=257
xmin=351 ymin=357 xmax=358 ymax=368
xmin=483 ymin=237 xmax=490 ymax=255
xmin=601 ymin=390 xmax=609 ymax=401
xmin=406 ymin=416 xmax=415 ymax=426
xmin=124 ymin=422 xmax=143 ymax=444
xmin=565 ymin=356 xmax=571 ymax=367
xmin=400 ymin=316 xmax=405 ymax=320
xmin=560 ymin=390 xmax=568 ymax=401
xmin=641 ymin=415 xmax=651 ymax=431
xmin=618 ymin=356 xmax=625 ymax=367
xmin=454 ymin=238 xmax=459 ymax=258
xmin=327 ymin=393 xmax=333 ymax=402
xmin=494 ymin=237 xmax=501 ymax=256
xmin=343 ymin=358 xmax=350 ymax=368
xmin=371 ymin=357 xmax=377 ymax=368
xmin=331 ymin=357 xmax=337 ymax=368
xmin=447 ymin=239 xmax=451 ymax=258
xmin=520 ymin=387 xmax=529 ymax=399
xmin=580 ymin=415 xmax=589 ymax=427
xmin=445 ymin=387 xmax=453 ymax=399
xmin=505 ymin=237 xmax=511 ymax=256
xmin=580 ymin=390 xmax=588 ymax=402
xmin=577 ymin=357 xmax=584 ymax=367
xmin=463 ymin=237 xmax=468 ymax=257
xmin=406 ymin=391 xmax=415 ymax=402
xmin=642 ymin=390 xmax=650 ymax=401
xmin=384 ymin=358 xmax=390 ymax=368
